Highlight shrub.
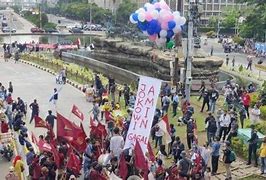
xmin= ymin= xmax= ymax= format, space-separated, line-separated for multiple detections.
xmin=206 ymin=31 xmax=216 ymax=38
xmin=231 ymin=137 xmax=248 ymax=160
xmin=232 ymin=36 xmax=245 ymax=46
xmin=259 ymin=106 xmax=266 ymax=120
xmin=250 ymin=92 xmax=259 ymax=107
xmin=239 ymin=65 xmax=243 ymax=72
xmin=246 ymin=122 xmax=266 ymax=135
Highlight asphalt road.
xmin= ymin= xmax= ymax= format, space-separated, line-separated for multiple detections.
xmin=0 ymin=54 xmax=92 ymax=177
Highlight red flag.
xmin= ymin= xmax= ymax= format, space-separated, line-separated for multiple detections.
xmin=51 ymin=144 xmax=60 ymax=167
xmin=31 ymin=132 xmax=38 ymax=144
xmin=57 ymin=113 xmax=77 ymax=137
xmin=119 ymin=153 xmax=128 ymax=180
xmin=134 ymin=140 xmax=148 ymax=170
xmin=147 ymin=141 xmax=156 ymax=162
xmin=38 ymin=141 xmax=52 ymax=153
xmin=66 ymin=148 xmax=81 ymax=175
xmin=71 ymin=105 xmax=84 ymax=121
xmin=90 ymin=122 xmax=107 ymax=139
xmin=162 ymin=114 xmax=170 ymax=133
xmin=34 ymin=116 xmax=48 ymax=128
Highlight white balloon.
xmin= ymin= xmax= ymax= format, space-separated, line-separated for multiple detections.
xmin=174 ymin=17 xmax=182 ymax=25
xmin=151 ymin=10 xmax=159 ymax=19
xmin=173 ymin=25 xmax=181 ymax=33
xmin=159 ymin=30 xmax=167 ymax=38
xmin=129 ymin=15 xmax=138 ymax=24
xmin=138 ymin=12 xmax=146 ymax=22
xmin=136 ymin=8 xmax=145 ymax=14
xmin=180 ymin=17 xmax=187 ymax=25
xmin=173 ymin=11 xmax=180 ymax=18
xmin=143 ymin=31 xmax=149 ymax=36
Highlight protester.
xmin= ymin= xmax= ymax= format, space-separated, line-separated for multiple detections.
xmin=110 ymin=127 xmax=124 ymax=159
xmin=259 ymin=137 xmax=266 ymax=174
xmin=177 ymin=151 xmax=192 ymax=179
xmin=13 ymin=155 xmax=24 ymax=180
xmin=223 ymin=141 xmax=233 ymax=180
xmin=205 ymin=113 xmax=217 ymax=144
xmin=29 ymin=99 xmax=39 ymax=124
xmin=250 ymin=104 xmax=261 ymax=124
xmin=172 ymin=92 xmax=179 ymax=117
xmin=45 ymin=110 xmax=56 ymax=129
xmin=219 ymin=110 xmax=231 ymax=142
xmin=247 ymin=125 xmax=258 ymax=166
xmin=123 ymin=84 xmax=130 ymax=107
xmin=5 ymin=166 xmax=19 ymax=180
xmin=155 ymin=125 xmax=164 ymax=148
xmin=209 ymin=87 xmax=219 ymax=113
xmin=172 ymin=136 xmax=185 ymax=163
xmin=241 ymin=91 xmax=251 ymax=118
xmin=1 ymin=119 xmax=9 ymax=133
xmin=211 ymin=137 xmax=221 ymax=175
xmin=200 ymin=89 xmax=210 ymax=112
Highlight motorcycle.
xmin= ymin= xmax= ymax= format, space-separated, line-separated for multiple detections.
xmin=0 ymin=144 xmax=14 ymax=161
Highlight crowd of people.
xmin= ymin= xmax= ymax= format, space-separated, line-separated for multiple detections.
xmin=1 ymin=69 xmax=266 ymax=180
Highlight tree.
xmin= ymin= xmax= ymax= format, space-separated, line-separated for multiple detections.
xmin=116 ymin=0 xmax=137 ymax=25
xmin=208 ymin=16 xmax=218 ymax=28
xmin=221 ymin=8 xmax=240 ymax=30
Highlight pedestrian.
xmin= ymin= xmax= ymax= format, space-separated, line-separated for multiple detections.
xmin=161 ymin=94 xmax=170 ymax=115
xmin=232 ymin=56 xmax=235 ymax=70
xmin=259 ymin=137 xmax=266 ymax=174
xmin=239 ymin=102 xmax=247 ymax=128
xmin=155 ymin=125 xmax=164 ymax=148
xmin=157 ymin=144 xmax=168 ymax=164
xmin=205 ymin=113 xmax=217 ymax=145
xmin=110 ymin=84 xmax=116 ymax=103
xmin=210 ymin=46 xmax=213 ymax=56
xmin=246 ymin=56 xmax=252 ymax=70
xmin=5 ymin=166 xmax=19 ymax=180
xmin=177 ymin=151 xmax=192 ymax=179
xmin=110 ymin=127 xmax=124 ymax=159
xmin=13 ymin=155 xmax=24 ymax=180
xmin=14 ymin=51 xmax=19 ymax=64
xmin=45 ymin=110 xmax=56 ymax=129
xmin=29 ymin=99 xmax=39 ymax=124
xmin=209 ymin=87 xmax=219 ymax=113
xmin=226 ymin=118 xmax=238 ymax=143
xmin=201 ymin=89 xmax=210 ymax=112
xmin=247 ymin=125 xmax=258 ymax=166
xmin=108 ymin=75 xmax=115 ymax=93
xmin=92 ymin=101 xmax=100 ymax=121
xmin=172 ymin=136 xmax=185 ymax=162
xmin=198 ymin=80 xmax=205 ymax=101
xmin=61 ymin=68 xmax=66 ymax=84
xmin=52 ymin=88 xmax=58 ymax=106
xmin=83 ymin=138 xmax=95 ymax=175
xmin=219 ymin=110 xmax=230 ymax=141
xmin=154 ymin=159 xmax=166 ymax=179
xmin=123 ymin=84 xmax=130 ymax=107
xmin=211 ymin=137 xmax=221 ymax=175
xmin=172 ymin=92 xmax=179 ymax=117
xmin=1 ymin=119 xmax=9 ymax=133
xmin=241 ymin=91 xmax=251 ymax=118
xmin=225 ymin=54 xmax=229 ymax=66
xmin=250 ymin=104 xmax=260 ymax=124
xmin=186 ymin=118 xmax=195 ymax=149
xmin=223 ymin=141 xmax=234 ymax=180
xmin=200 ymin=143 xmax=211 ymax=172
xmin=168 ymin=124 xmax=176 ymax=155
xmin=8 ymin=82 xmax=13 ymax=94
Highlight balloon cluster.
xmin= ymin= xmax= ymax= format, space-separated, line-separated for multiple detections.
xmin=129 ymin=0 xmax=186 ymax=47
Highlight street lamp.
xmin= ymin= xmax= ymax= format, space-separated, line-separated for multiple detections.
xmin=89 ymin=0 xmax=92 ymax=44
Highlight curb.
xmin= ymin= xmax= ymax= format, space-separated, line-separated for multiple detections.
xmin=19 ymin=60 xmax=85 ymax=92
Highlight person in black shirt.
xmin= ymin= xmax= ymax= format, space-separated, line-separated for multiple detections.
xmin=247 ymin=125 xmax=258 ymax=166
xmin=29 ymin=99 xmax=39 ymax=124
xmin=200 ymin=89 xmax=210 ymax=112
xmin=45 ymin=110 xmax=57 ymax=129
xmin=223 ymin=141 xmax=232 ymax=180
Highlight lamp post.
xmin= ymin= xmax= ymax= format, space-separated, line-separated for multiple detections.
xmin=89 ymin=0 xmax=92 ymax=44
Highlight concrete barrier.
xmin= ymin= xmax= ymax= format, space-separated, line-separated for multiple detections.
xmin=62 ymin=52 xmax=141 ymax=84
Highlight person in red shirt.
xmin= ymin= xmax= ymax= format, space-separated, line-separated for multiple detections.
xmin=241 ymin=91 xmax=251 ymax=118
xmin=1 ymin=119 xmax=9 ymax=133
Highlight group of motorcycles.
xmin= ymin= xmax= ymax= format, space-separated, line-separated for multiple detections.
xmin=0 ymin=143 xmax=14 ymax=161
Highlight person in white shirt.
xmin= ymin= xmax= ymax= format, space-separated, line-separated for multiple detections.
xmin=219 ymin=110 xmax=231 ymax=141
xmin=250 ymin=105 xmax=260 ymax=124
xmin=110 ymin=127 xmax=124 ymax=158
xmin=155 ymin=125 xmax=164 ymax=148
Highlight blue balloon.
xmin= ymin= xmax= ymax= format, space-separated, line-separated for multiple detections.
xmin=149 ymin=19 xmax=158 ymax=29
xmin=168 ymin=21 xmax=176 ymax=30
xmin=132 ymin=13 xmax=139 ymax=22
xmin=154 ymin=25 xmax=161 ymax=34
xmin=166 ymin=30 xmax=174 ymax=39
xmin=147 ymin=28 xmax=155 ymax=35
xmin=138 ymin=22 xmax=148 ymax=31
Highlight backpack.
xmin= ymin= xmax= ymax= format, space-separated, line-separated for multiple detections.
xmin=229 ymin=150 xmax=236 ymax=162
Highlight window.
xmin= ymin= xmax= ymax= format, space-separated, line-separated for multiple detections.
xmin=214 ymin=5 xmax=219 ymax=10
xmin=207 ymin=4 xmax=212 ymax=10
xmin=213 ymin=12 xmax=219 ymax=15
xmin=214 ymin=0 xmax=219 ymax=3
xmin=206 ymin=12 xmax=212 ymax=16
xmin=227 ymin=0 xmax=233 ymax=3
xmin=207 ymin=0 xmax=212 ymax=3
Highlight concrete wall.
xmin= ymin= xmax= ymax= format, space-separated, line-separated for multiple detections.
xmin=62 ymin=52 xmax=140 ymax=84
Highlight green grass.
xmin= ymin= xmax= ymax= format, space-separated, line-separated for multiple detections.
xmin=239 ymin=174 xmax=266 ymax=180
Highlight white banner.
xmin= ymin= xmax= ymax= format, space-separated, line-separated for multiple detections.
xmin=124 ymin=76 xmax=161 ymax=152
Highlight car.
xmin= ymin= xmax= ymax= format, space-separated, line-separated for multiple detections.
xmin=2 ymin=27 xmax=16 ymax=33
xmin=45 ymin=28 xmax=59 ymax=33
xmin=31 ymin=27 xmax=44 ymax=33
xmin=69 ymin=27 xmax=83 ymax=33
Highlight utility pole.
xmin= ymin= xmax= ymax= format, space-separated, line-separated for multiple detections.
xmin=184 ymin=0 xmax=195 ymax=101
xmin=89 ymin=0 xmax=92 ymax=43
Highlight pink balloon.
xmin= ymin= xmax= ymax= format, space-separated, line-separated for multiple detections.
xmin=154 ymin=2 xmax=160 ymax=9
xmin=145 ymin=13 xmax=153 ymax=22
xmin=149 ymin=35 xmax=157 ymax=42
xmin=161 ymin=22 xmax=168 ymax=30
xmin=165 ymin=14 xmax=174 ymax=22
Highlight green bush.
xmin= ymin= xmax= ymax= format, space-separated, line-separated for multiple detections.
xmin=259 ymin=106 xmax=266 ymax=120
xmin=250 ymin=92 xmax=259 ymax=107
xmin=246 ymin=122 xmax=266 ymax=135
xmin=232 ymin=36 xmax=245 ymax=46
xmin=231 ymin=137 xmax=248 ymax=160
xmin=239 ymin=65 xmax=243 ymax=72
xmin=198 ymin=27 xmax=215 ymax=33
xmin=206 ymin=31 xmax=216 ymax=38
